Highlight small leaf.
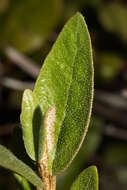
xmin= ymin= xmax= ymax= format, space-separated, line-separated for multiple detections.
xmin=14 ymin=173 xmax=31 ymax=190
xmin=70 ymin=166 xmax=98 ymax=190
xmin=20 ymin=89 xmax=43 ymax=161
xmin=0 ymin=144 xmax=43 ymax=188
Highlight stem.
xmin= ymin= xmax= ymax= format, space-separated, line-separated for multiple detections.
xmin=51 ymin=176 xmax=56 ymax=190
xmin=38 ymin=106 xmax=56 ymax=190
xmin=38 ymin=162 xmax=56 ymax=190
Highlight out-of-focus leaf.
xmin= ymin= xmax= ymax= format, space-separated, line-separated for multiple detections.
xmin=117 ymin=167 xmax=127 ymax=186
xmin=70 ymin=166 xmax=98 ymax=190
xmin=99 ymin=3 xmax=127 ymax=43
xmin=30 ymin=12 xmax=93 ymax=174
xmin=0 ymin=0 xmax=9 ymax=13
xmin=14 ymin=174 xmax=31 ymax=190
xmin=103 ymin=142 xmax=127 ymax=167
xmin=1 ymin=0 xmax=62 ymax=52
xmin=0 ymin=145 xmax=43 ymax=188
xmin=20 ymin=89 xmax=43 ymax=161
xmin=95 ymin=53 xmax=123 ymax=82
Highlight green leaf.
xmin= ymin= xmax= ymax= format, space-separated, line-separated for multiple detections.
xmin=0 ymin=144 xmax=43 ymax=188
xmin=33 ymin=12 xmax=93 ymax=173
xmin=20 ymin=89 xmax=43 ymax=161
xmin=14 ymin=173 xmax=31 ymax=190
xmin=21 ymin=12 xmax=93 ymax=174
xmin=1 ymin=0 xmax=62 ymax=52
xmin=70 ymin=166 xmax=98 ymax=190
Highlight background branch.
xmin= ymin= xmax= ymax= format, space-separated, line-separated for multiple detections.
xmin=0 ymin=77 xmax=34 ymax=90
xmin=5 ymin=46 xmax=40 ymax=78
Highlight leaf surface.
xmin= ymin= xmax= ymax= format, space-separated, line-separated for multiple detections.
xmin=33 ymin=12 xmax=93 ymax=174
xmin=0 ymin=145 xmax=43 ymax=188
xmin=70 ymin=166 xmax=98 ymax=190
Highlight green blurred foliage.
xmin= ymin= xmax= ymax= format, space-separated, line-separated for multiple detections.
xmin=0 ymin=0 xmax=9 ymax=13
xmin=99 ymin=2 xmax=127 ymax=43
xmin=95 ymin=53 xmax=124 ymax=83
xmin=102 ymin=142 xmax=127 ymax=167
xmin=0 ymin=0 xmax=63 ymax=52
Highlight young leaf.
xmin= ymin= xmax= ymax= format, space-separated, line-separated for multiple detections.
xmin=0 ymin=144 xmax=43 ymax=188
xmin=20 ymin=89 xmax=43 ymax=161
xmin=70 ymin=166 xmax=98 ymax=190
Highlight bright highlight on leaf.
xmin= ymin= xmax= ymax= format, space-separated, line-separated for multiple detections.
xmin=70 ymin=166 xmax=98 ymax=190
xmin=0 ymin=145 xmax=43 ymax=188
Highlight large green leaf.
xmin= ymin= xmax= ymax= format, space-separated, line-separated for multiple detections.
xmin=33 ymin=12 xmax=93 ymax=174
xmin=70 ymin=166 xmax=98 ymax=190
xmin=0 ymin=145 xmax=43 ymax=188
xmin=20 ymin=89 xmax=43 ymax=161
xmin=1 ymin=0 xmax=62 ymax=52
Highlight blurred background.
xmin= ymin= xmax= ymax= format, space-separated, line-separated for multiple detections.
xmin=0 ymin=0 xmax=127 ymax=189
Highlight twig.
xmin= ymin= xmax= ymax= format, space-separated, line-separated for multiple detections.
xmin=0 ymin=77 xmax=34 ymax=90
xmin=94 ymin=101 xmax=127 ymax=128
xmin=102 ymin=124 xmax=127 ymax=140
xmin=5 ymin=46 xmax=40 ymax=78
xmin=95 ymin=90 xmax=127 ymax=111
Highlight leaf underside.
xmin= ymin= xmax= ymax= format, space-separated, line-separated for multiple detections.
xmin=70 ymin=166 xmax=98 ymax=190
xmin=20 ymin=12 xmax=93 ymax=174
xmin=0 ymin=145 xmax=43 ymax=188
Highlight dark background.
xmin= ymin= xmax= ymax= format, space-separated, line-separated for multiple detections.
xmin=0 ymin=0 xmax=127 ymax=189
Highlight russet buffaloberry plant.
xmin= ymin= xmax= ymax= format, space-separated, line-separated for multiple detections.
xmin=0 ymin=12 xmax=98 ymax=190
